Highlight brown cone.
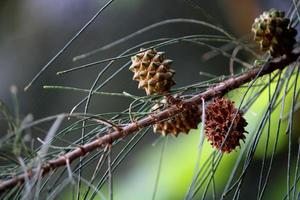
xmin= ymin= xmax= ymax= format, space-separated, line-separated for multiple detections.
xmin=129 ymin=49 xmax=176 ymax=95
xmin=152 ymin=97 xmax=201 ymax=137
xmin=205 ymin=97 xmax=248 ymax=153
xmin=252 ymin=9 xmax=297 ymax=57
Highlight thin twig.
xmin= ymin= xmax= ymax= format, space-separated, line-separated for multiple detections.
xmin=0 ymin=47 xmax=299 ymax=193
xmin=152 ymin=137 xmax=168 ymax=200
xmin=24 ymin=0 xmax=114 ymax=91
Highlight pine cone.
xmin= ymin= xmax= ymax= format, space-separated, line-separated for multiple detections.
xmin=129 ymin=49 xmax=176 ymax=95
xmin=152 ymin=97 xmax=201 ymax=137
xmin=252 ymin=9 xmax=297 ymax=57
xmin=205 ymin=97 xmax=247 ymax=153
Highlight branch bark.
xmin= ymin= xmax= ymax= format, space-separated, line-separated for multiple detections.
xmin=0 ymin=48 xmax=299 ymax=193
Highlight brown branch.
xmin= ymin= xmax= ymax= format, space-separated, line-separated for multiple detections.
xmin=0 ymin=48 xmax=299 ymax=193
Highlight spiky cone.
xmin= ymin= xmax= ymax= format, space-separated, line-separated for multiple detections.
xmin=204 ymin=97 xmax=248 ymax=153
xmin=252 ymin=8 xmax=297 ymax=57
xmin=152 ymin=97 xmax=201 ymax=137
xmin=129 ymin=49 xmax=176 ymax=95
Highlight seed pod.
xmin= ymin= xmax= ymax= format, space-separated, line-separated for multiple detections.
xmin=252 ymin=8 xmax=297 ymax=57
xmin=152 ymin=97 xmax=201 ymax=137
xmin=129 ymin=49 xmax=176 ymax=95
xmin=205 ymin=97 xmax=247 ymax=153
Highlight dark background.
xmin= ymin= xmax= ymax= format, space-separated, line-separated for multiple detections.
xmin=0 ymin=0 xmax=265 ymax=118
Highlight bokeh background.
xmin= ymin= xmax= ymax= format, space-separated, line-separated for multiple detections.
xmin=1 ymin=0 xmax=299 ymax=199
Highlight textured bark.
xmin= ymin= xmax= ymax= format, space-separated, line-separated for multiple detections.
xmin=0 ymin=47 xmax=299 ymax=192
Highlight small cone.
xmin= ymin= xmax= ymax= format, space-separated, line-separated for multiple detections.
xmin=252 ymin=9 xmax=297 ymax=57
xmin=152 ymin=97 xmax=201 ymax=137
xmin=204 ymin=97 xmax=248 ymax=153
xmin=129 ymin=49 xmax=176 ymax=95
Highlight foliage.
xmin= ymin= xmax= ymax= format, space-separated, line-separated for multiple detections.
xmin=0 ymin=1 xmax=300 ymax=200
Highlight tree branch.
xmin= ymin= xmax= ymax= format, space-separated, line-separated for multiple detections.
xmin=1 ymin=47 xmax=299 ymax=193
